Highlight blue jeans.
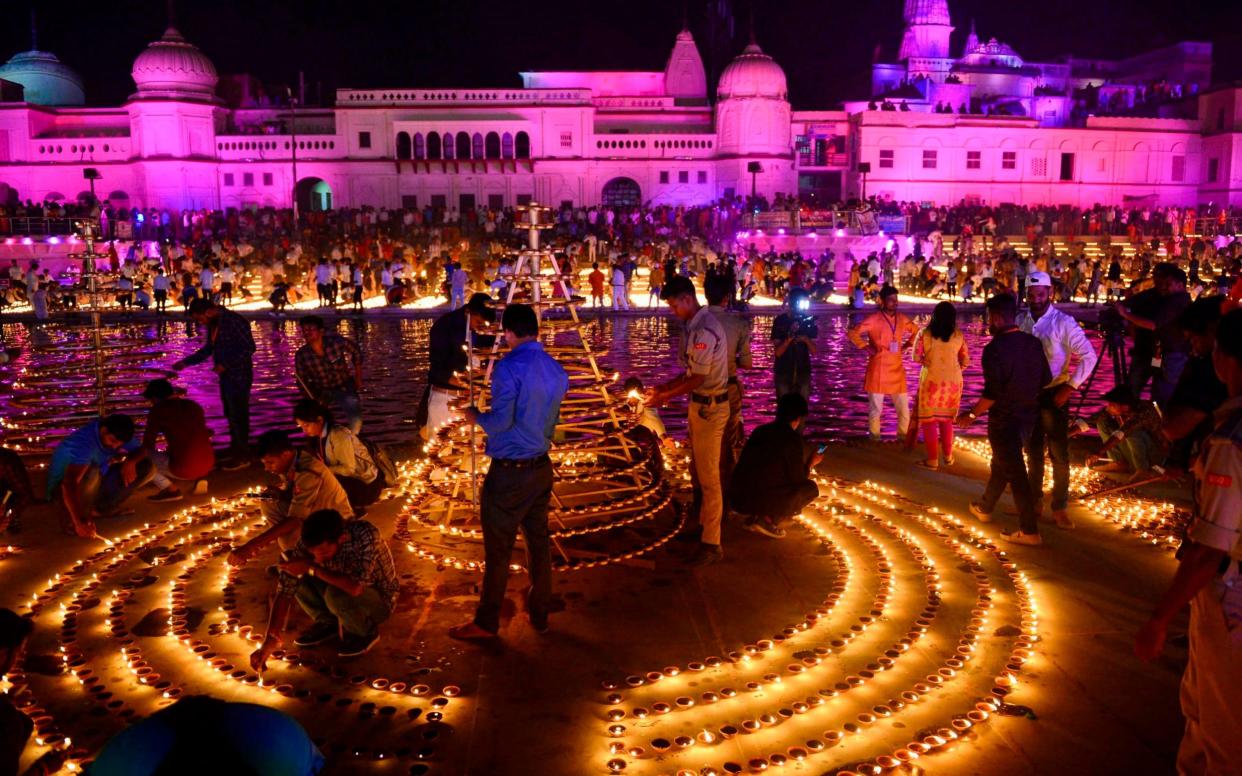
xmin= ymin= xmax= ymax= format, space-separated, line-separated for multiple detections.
xmin=980 ymin=419 xmax=1039 ymax=534
xmin=78 ymin=459 xmax=156 ymax=515
xmin=775 ymin=371 xmax=810 ymax=402
xmin=322 ymin=388 xmax=363 ymax=434
xmin=220 ymin=368 xmax=252 ymax=457
xmin=1151 ymin=350 xmax=1189 ymax=408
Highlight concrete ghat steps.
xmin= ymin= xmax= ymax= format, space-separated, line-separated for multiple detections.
xmin=1001 ymin=235 xmax=1169 ymax=260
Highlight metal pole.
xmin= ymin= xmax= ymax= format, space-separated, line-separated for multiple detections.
xmin=466 ymin=324 xmax=478 ymax=515
xmin=79 ymin=221 xmax=107 ymax=417
xmin=289 ymin=92 xmax=299 ymax=223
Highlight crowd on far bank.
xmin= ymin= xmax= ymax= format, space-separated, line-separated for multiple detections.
xmin=2 ymin=212 xmax=1242 ymax=772
xmin=2 ymin=195 xmax=1242 ymax=326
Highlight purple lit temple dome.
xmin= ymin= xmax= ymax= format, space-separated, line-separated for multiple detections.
xmin=716 ymin=42 xmax=788 ymax=101
xmin=130 ymin=26 xmax=218 ymax=100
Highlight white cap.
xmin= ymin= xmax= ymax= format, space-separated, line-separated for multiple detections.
xmin=1027 ymin=271 xmax=1052 ymax=288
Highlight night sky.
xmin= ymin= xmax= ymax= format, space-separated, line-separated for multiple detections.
xmin=5 ymin=0 xmax=1241 ymax=109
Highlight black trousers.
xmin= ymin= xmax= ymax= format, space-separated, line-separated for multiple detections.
xmin=980 ymin=419 xmax=1039 ymax=534
xmin=732 ymin=479 xmax=819 ymax=524
xmin=474 ymin=459 xmax=553 ymax=633
xmin=338 ymin=474 xmax=384 ymax=508
xmin=219 ymin=368 xmax=252 ymax=457
xmin=1026 ymin=390 xmax=1070 ymax=512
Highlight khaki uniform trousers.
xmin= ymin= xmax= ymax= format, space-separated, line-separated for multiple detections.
xmin=688 ymin=400 xmax=729 ymax=546
xmin=1177 ymin=573 xmax=1242 ymax=775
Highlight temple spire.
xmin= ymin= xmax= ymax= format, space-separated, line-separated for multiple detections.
xmin=29 ymin=8 xmax=37 ymax=51
xmin=963 ymin=18 xmax=979 ymax=57
xmin=166 ymin=0 xmax=177 ymax=30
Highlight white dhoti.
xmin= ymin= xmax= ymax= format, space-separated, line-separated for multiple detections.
xmin=423 ymin=387 xmax=463 ymax=441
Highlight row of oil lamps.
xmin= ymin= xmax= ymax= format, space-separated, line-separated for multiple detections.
xmin=597 ymin=477 xmax=1040 ymax=774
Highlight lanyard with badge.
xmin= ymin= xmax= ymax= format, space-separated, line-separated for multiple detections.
xmin=882 ymin=312 xmax=900 ymax=353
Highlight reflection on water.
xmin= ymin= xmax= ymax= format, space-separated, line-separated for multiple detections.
xmin=0 ymin=311 xmax=1116 ymax=462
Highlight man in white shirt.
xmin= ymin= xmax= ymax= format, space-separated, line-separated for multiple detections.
xmin=218 ymin=264 xmax=236 ymax=305
xmin=1018 ymin=271 xmax=1099 ymax=529
xmin=314 ymin=259 xmax=335 ymax=307
xmin=610 ymin=263 xmax=629 ymax=310
xmin=152 ymin=268 xmax=172 ymax=313
xmin=198 ymin=265 xmax=215 ymax=302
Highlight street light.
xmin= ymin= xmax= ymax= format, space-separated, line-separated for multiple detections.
xmin=287 ymin=88 xmax=299 ymax=222
xmin=746 ymin=161 xmax=762 ymax=209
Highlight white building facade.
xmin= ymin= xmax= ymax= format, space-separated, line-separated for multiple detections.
xmin=1 ymin=3 xmax=1241 ymax=214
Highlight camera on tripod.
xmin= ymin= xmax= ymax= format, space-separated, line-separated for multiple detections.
xmin=1097 ymin=305 xmax=1127 ymax=344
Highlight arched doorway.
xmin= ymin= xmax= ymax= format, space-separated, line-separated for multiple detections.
xmin=295 ymin=177 xmax=333 ymax=212
xmin=601 ymin=177 xmax=641 ymax=207
xmin=396 ymin=131 xmax=411 ymax=160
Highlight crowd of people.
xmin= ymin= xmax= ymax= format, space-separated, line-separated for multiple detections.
xmin=2 ymin=194 xmax=1242 ymax=773
xmin=2 ymin=196 xmax=1240 ymax=331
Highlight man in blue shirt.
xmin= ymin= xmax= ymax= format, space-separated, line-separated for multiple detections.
xmin=450 ymin=304 xmax=568 ymax=641
xmin=47 ymin=414 xmax=155 ymax=538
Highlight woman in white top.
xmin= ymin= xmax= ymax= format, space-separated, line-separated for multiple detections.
xmin=292 ymin=399 xmax=383 ymax=509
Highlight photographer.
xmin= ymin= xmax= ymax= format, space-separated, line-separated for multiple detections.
xmin=771 ymin=288 xmax=818 ymax=400
xmin=1116 ymin=263 xmax=1191 ymax=406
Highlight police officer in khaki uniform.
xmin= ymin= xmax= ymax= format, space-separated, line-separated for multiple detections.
xmin=1136 ymin=307 xmax=1242 ymax=774
xmin=705 ymin=273 xmax=753 ymax=489
xmin=647 ymin=275 xmax=731 ymax=566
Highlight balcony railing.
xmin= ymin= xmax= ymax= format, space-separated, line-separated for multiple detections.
xmin=0 ymin=217 xmax=80 ymax=237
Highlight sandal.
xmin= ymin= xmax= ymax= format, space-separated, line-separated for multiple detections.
xmin=916 ymin=460 xmax=939 ymax=470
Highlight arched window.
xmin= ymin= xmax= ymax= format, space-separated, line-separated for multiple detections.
xmin=442 ymin=132 xmax=455 ymax=159
xmin=455 ymin=131 xmax=471 ymax=159
xmin=472 ymin=133 xmax=484 ymax=159
xmin=515 ymin=131 xmax=531 ymax=159
xmin=413 ymin=133 xmax=426 ymax=160
xmin=427 ymin=132 xmax=442 ymax=159
xmin=485 ymin=132 xmax=501 ymax=159
xmin=396 ymin=131 xmax=411 ymax=160
xmin=601 ymin=177 xmax=641 ymax=207
xmin=501 ymin=132 xmax=514 ymax=159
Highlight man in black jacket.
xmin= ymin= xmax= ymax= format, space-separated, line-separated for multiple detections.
xmin=958 ymin=294 xmax=1052 ymax=546
xmin=728 ymin=393 xmax=821 ymax=539
xmin=420 ymin=293 xmax=495 ymax=440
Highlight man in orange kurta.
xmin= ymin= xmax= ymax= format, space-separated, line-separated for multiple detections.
xmin=848 ymin=285 xmax=920 ymax=440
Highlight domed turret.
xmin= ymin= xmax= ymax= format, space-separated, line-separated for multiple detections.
xmin=0 ymin=14 xmax=84 ymax=106
xmin=0 ymin=49 xmax=85 ymax=106
xmin=716 ymin=42 xmax=787 ymax=101
xmin=130 ymin=26 xmax=218 ymax=101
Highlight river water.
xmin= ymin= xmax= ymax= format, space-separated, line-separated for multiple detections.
xmin=0 ymin=310 xmax=1118 ymax=463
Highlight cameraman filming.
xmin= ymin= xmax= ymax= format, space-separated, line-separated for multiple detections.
xmin=772 ymin=288 xmax=818 ymax=400
xmin=1116 ymin=263 xmax=1191 ymax=407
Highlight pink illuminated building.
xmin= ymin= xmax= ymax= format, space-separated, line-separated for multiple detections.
xmin=1 ymin=2 xmax=1242 ymax=214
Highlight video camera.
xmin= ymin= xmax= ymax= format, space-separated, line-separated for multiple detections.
xmin=1096 ymin=305 xmax=1127 ymax=344
xmin=786 ymin=293 xmax=819 ymax=338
